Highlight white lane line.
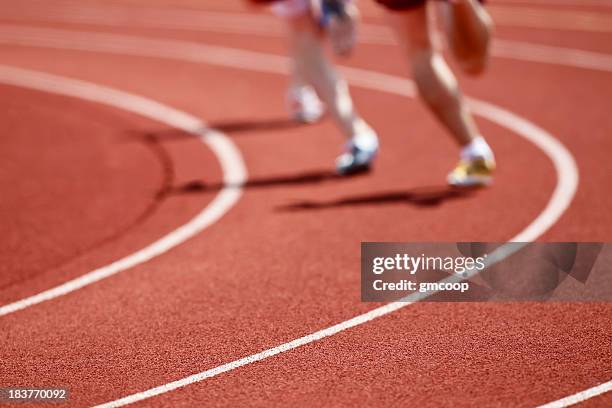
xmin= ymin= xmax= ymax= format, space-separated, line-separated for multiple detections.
xmin=0 ymin=66 xmax=247 ymax=317
xmin=4 ymin=28 xmax=580 ymax=406
xmin=465 ymin=99 xmax=578 ymax=243
xmin=4 ymin=2 xmax=612 ymax=72
xmin=486 ymin=5 xmax=612 ymax=33
xmin=537 ymin=380 xmax=612 ymax=408
xmin=492 ymin=40 xmax=612 ymax=73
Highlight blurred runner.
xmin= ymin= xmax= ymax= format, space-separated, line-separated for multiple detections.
xmin=377 ymin=0 xmax=496 ymax=186
xmin=252 ymin=0 xmax=379 ymax=175
xmin=253 ymin=0 xmax=495 ymax=186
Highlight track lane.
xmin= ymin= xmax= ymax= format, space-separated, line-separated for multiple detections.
xmin=0 ymin=85 xmax=226 ymax=308
xmin=0 ymin=86 xmax=163 ymax=293
xmin=133 ymin=303 xmax=611 ymax=408
xmin=0 ymin=26 xmax=583 ymax=313
xmin=0 ymin=64 xmax=246 ymax=316
xmin=0 ymin=44 xmax=589 ymax=407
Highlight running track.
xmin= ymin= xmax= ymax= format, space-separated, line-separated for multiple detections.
xmin=0 ymin=0 xmax=611 ymax=406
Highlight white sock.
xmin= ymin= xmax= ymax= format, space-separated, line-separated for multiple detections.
xmin=351 ymin=120 xmax=378 ymax=152
xmin=461 ymin=136 xmax=494 ymax=161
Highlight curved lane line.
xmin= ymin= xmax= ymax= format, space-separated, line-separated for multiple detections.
xmin=3 ymin=8 xmax=612 ymax=73
xmin=537 ymin=380 xmax=612 ymax=408
xmin=0 ymin=65 xmax=247 ymax=317
xmin=2 ymin=23 xmax=612 ymax=76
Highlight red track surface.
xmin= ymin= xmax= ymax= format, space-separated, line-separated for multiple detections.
xmin=0 ymin=0 xmax=611 ymax=406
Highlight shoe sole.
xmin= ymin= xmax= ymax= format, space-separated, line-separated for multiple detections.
xmin=336 ymin=162 xmax=373 ymax=176
xmin=447 ymin=174 xmax=492 ymax=187
xmin=293 ymin=113 xmax=322 ymax=124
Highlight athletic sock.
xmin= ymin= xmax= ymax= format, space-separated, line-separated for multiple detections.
xmin=351 ymin=120 xmax=378 ymax=152
xmin=461 ymin=136 xmax=494 ymax=161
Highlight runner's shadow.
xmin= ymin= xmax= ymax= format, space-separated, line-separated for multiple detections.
xmin=278 ymin=185 xmax=477 ymax=211
xmin=125 ymin=117 xmax=308 ymax=142
xmin=210 ymin=117 xmax=307 ymax=134
xmin=169 ymin=169 xmax=367 ymax=194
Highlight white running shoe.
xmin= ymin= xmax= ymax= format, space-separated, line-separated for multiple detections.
xmin=336 ymin=126 xmax=379 ymax=175
xmin=287 ymin=85 xmax=325 ymax=124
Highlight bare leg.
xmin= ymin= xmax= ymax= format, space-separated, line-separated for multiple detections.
xmin=286 ymin=13 xmax=372 ymax=139
xmin=387 ymin=5 xmax=478 ymax=147
xmin=438 ymin=0 xmax=493 ymax=75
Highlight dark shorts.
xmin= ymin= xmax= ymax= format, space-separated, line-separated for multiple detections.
xmin=249 ymin=0 xmax=483 ymax=12
xmin=374 ymin=0 xmax=426 ymax=10
xmin=375 ymin=0 xmax=484 ymax=11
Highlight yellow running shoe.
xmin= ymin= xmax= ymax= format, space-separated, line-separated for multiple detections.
xmin=447 ymin=157 xmax=496 ymax=187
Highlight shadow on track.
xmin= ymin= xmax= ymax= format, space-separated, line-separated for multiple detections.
xmin=126 ymin=116 xmax=308 ymax=141
xmin=169 ymin=169 xmax=367 ymax=193
xmin=211 ymin=117 xmax=307 ymax=134
xmin=124 ymin=123 xmax=477 ymax=210
xmin=171 ymin=174 xmax=475 ymax=210
xmin=278 ymin=185 xmax=476 ymax=210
